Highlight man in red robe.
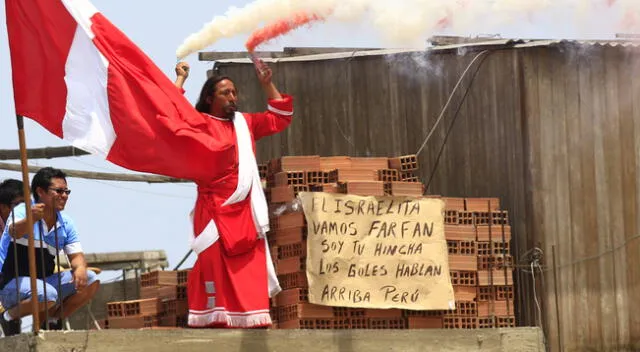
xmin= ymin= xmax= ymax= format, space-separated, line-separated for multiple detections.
xmin=174 ymin=61 xmax=291 ymax=328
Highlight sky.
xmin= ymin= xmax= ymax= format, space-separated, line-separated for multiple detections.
xmin=0 ymin=0 xmax=630 ymax=287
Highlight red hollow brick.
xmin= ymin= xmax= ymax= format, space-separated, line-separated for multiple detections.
xmin=464 ymin=198 xmax=500 ymax=212
xmin=306 ymin=171 xmax=329 ymax=185
xmin=277 ymin=303 xmax=335 ymax=321
xmin=443 ymin=316 xmax=477 ymax=329
xmin=453 ymin=286 xmax=477 ymax=302
xmin=271 ymin=212 xmax=305 ymax=230
xmin=476 ymin=225 xmax=512 ymax=242
xmin=478 ymin=301 xmax=515 ymax=317
xmin=338 ymin=181 xmax=385 ymax=196
xmin=478 ymin=270 xmax=514 ymax=286
xmin=407 ymin=316 xmax=443 ymax=329
xmin=277 ymin=318 xmax=334 ymax=329
xmin=386 ymin=182 xmax=423 ymax=197
xmin=368 ymin=318 xmax=408 ymax=329
xmin=443 ymin=197 xmax=465 ymax=211
xmin=328 ymin=169 xmax=376 ymax=183
xmin=107 ymin=315 xmax=159 ymax=329
xmin=269 ymin=185 xmax=309 ymax=204
xmin=388 ymin=155 xmax=419 ymax=171
xmin=351 ymin=157 xmax=389 ymax=170
xmin=121 ymin=298 xmax=162 ymax=317
xmin=271 ymin=227 xmax=307 ymax=246
xmin=448 ymin=255 xmax=478 ymax=271
xmin=273 ymin=171 xmax=307 ymax=187
xmin=275 ymin=256 xmax=306 ymax=275
xmin=140 ymin=271 xmax=180 ymax=287
xmin=319 ymin=156 xmax=352 ymax=171
xmin=277 ymin=272 xmax=308 ymax=290
xmin=444 ymin=225 xmax=476 ymax=241
xmin=444 ymin=301 xmax=477 ymax=317
xmin=377 ymin=169 xmax=400 ymax=182
xmin=271 ymin=156 xmax=322 ymax=173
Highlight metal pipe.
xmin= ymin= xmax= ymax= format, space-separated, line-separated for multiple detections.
xmin=37 ymin=222 xmax=48 ymax=328
xmin=54 ymin=221 xmax=64 ymax=327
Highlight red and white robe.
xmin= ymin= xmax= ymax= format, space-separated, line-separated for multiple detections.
xmin=187 ymin=96 xmax=292 ymax=328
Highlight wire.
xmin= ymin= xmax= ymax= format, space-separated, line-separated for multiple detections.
xmin=90 ymin=179 xmax=194 ymax=200
xmin=520 ymin=233 xmax=640 ymax=274
xmin=423 ymin=51 xmax=493 ymax=192
xmin=70 ymin=158 xmax=194 ymax=189
xmin=531 ymin=261 xmax=542 ymax=327
xmin=415 ymin=50 xmax=490 ymax=156
xmin=70 ymin=157 xmax=120 ymax=173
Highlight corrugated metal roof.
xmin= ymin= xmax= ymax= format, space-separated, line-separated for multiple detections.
xmin=211 ymin=39 xmax=640 ymax=64
xmin=513 ymin=39 xmax=640 ymax=48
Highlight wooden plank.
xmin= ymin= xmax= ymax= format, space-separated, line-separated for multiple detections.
xmin=617 ymin=49 xmax=639 ymax=347
xmin=591 ymin=46 xmax=618 ymax=350
xmin=508 ymin=48 xmax=533 ymax=328
xmin=562 ymin=47 xmax=587 ymax=349
xmin=603 ymin=48 xmax=629 ymax=347
xmin=625 ymin=48 xmax=640 ymax=346
xmin=0 ymin=146 xmax=89 ymax=160
xmin=576 ymin=48 xmax=603 ymax=350
xmin=549 ymin=48 xmax=575 ymax=348
xmin=0 ymin=162 xmax=187 ymax=184
xmin=536 ymin=47 xmax=562 ymax=349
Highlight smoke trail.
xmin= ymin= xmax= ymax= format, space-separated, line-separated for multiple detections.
xmin=176 ymin=1 xmax=334 ymax=58
xmin=176 ymin=0 xmax=640 ymax=59
xmin=246 ymin=11 xmax=327 ymax=52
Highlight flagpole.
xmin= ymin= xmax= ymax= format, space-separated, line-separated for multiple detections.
xmin=15 ymin=114 xmax=40 ymax=333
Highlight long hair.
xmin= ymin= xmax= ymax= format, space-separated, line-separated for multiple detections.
xmin=195 ymin=75 xmax=233 ymax=113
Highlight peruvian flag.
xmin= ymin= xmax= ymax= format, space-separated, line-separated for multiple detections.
xmin=6 ymin=0 xmax=226 ymax=181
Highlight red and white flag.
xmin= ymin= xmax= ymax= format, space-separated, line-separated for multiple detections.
xmin=6 ymin=0 xmax=226 ymax=180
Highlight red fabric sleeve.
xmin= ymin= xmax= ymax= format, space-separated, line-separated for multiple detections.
xmin=246 ymin=94 xmax=294 ymax=140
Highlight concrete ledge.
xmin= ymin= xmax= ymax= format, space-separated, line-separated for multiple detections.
xmin=1 ymin=328 xmax=544 ymax=352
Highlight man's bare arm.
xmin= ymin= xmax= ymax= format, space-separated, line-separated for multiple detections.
xmin=68 ymin=252 xmax=88 ymax=290
xmin=7 ymin=204 xmax=45 ymax=239
xmin=175 ymin=61 xmax=190 ymax=89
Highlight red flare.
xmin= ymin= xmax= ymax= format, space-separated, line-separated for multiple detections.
xmin=245 ymin=11 xmax=326 ymax=52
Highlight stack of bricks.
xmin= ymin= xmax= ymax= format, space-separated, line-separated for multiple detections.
xmin=264 ymin=155 xmax=426 ymax=329
xmin=263 ymin=155 xmax=516 ymax=329
xmin=104 ymin=269 xmax=190 ymax=329
xmin=263 ymin=154 xmax=424 ymax=199
xmin=442 ymin=197 xmax=515 ymax=329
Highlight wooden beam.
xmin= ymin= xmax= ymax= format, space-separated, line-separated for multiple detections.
xmin=615 ymin=33 xmax=640 ymax=40
xmin=0 ymin=161 xmax=190 ymax=184
xmin=199 ymin=51 xmax=283 ymax=61
xmin=198 ymin=47 xmax=382 ymax=61
xmin=0 ymin=146 xmax=89 ymax=160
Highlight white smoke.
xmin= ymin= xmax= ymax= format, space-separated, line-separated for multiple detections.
xmin=176 ymin=0 xmax=640 ymax=59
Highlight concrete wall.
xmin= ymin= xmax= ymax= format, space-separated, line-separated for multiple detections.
xmin=1 ymin=327 xmax=545 ymax=352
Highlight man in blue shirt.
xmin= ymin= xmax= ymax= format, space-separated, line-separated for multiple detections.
xmin=0 ymin=167 xmax=99 ymax=335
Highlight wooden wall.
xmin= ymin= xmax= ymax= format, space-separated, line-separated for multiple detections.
xmin=213 ymin=42 xmax=640 ymax=350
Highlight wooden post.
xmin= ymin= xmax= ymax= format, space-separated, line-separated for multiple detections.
xmin=15 ymin=115 xmax=40 ymax=333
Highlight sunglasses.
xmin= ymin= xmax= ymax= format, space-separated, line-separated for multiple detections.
xmin=49 ymin=188 xmax=71 ymax=196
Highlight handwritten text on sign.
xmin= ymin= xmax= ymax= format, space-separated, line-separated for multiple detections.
xmin=298 ymin=192 xmax=455 ymax=310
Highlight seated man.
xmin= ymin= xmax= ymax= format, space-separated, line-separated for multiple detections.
xmin=0 ymin=168 xmax=100 ymax=335
xmin=0 ymin=179 xmax=26 ymax=335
